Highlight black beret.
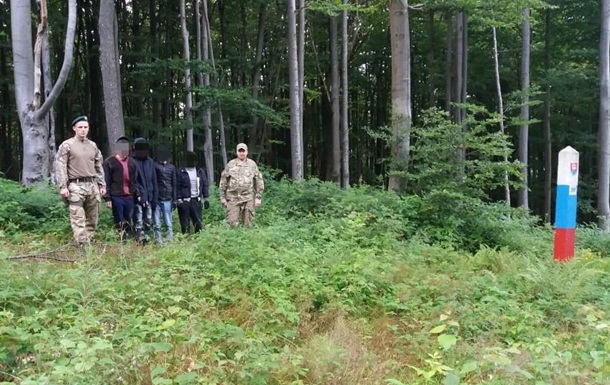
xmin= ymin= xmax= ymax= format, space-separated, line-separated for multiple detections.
xmin=71 ymin=115 xmax=88 ymax=126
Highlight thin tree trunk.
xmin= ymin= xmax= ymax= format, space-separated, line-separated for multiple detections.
xmin=180 ymin=0 xmax=194 ymax=151
xmin=388 ymin=0 xmax=411 ymax=192
xmin=444 ymin=11 xmax=452 ymax=113
xmin=543 ymin=8 xmax=552 ymax=223
xmin=197 ymin=0 xmax=214 ymax=180
xmin=427 ymin=10 xmax=436 ymax=108
xmin=250 ymin=5 xmax=267 ymax=145
xmin=202 ymin=0 xmax=225 ymax=171
xmin=330 ymin=15 xmax=341 ymax=184
xmin=518 ymin=8 xmax=531 ymax=210
xmin=298 ymin=0 xmax=306 ymax=176
xmin=493 ymin=26 xmax=511 ymax=206
xmin=41 ymin=5 xmax=56 ymax=181
xmin=455 ymin=11 xmax=465 ymax=170
xmin=598 ymin=0 xmax=610 ymax=230
xmin=341 ymin=0 xmax=350 ymax=188
xmin=288 ymin=0 xmax=304 ymax=180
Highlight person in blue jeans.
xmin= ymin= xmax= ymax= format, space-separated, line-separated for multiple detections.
xmin=103 ymin=136 xmax=139 ymax=242
xmin=153 ymin=146 xmax=177 ymax=245
xmin=132 ymin=137 xmax=158 ymax=245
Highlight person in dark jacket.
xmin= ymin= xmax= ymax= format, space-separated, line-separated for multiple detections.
xmin=132 ymin=137 xmax=158 ymax=244
xmin=153 ymin=146 xmax=177 ymax=245
xmin=103 ymin=136 xmax=139 ymax=242
xmin=176 ymin=151 xmax=209 ymax=234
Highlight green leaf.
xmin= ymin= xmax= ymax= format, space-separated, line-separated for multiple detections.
xmin=443 ymin=371 xmax=461 ymax=385
xmin=151 ymin=365 xmax=166 ymax=378
xmin=159 ymin=319 xmax=176 ymax=329
xmin=429 ymin=324 xmax=447 ymax=334
xmin=152 ymin=378 xmax=173 ymax=385
xmin=167 ymin=306 xmax=181 ymax=315
xmin=438 ymin=334 xmax=457 ymax=350
xmin=460 ymin=361 xmax=478 ymax=374
xmin=386 ymin=379 xmax=408 ymax=385
xmin=175 ymin=372 xmax=198 ymax=384
xmin=150 ymin=342 xmax=172 ymax=353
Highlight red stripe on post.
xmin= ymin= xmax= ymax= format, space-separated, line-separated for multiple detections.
xmin=554 ymin=228 xmax=576 ymax=262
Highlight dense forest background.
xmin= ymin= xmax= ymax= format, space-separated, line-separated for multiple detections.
xmin=0 ymin=0 xmax=606 ymax=223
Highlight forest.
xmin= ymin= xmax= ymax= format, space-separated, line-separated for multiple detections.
xmin=1 ymin=0 xmax=609 ymax=224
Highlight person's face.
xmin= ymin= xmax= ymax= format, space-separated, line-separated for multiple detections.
xmin=73 ymin=121 xmax=89 ymax=140
xmin=115 ymin=142 xmax=130 ymax=159
xmin=237 ymin=148 xmax=247 ymax=160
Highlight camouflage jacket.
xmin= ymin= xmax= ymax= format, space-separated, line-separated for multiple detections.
xmin=54 ymin=137 xmax=105 ymax=189
xmin=219 ymin=158 xmax=264 ymax=204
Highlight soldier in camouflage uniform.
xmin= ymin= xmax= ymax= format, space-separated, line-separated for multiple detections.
xmin=219 ymin=143 xmax=264 ymax=228
xmin=54 ymin=116 xmax=106 ymax=244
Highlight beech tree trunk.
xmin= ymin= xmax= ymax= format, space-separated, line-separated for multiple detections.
xmin=388 ymin=0 xmax=411 ymax=192
xmin=543 ymin=9 xmax=553 ymax=223
xmin=599 ymin=0 xmax=610 ymax=230
xmin=341 ymin=0 xmax=350 ymax=188
xmin=99 ymin=0 xmax=126 ymax=147
xmin=518 ymin=8 xmax=531 ymax=210
xmin=331 ymin=15 xmax=341 ymax=184
xmin=288 ymin=0 xmax=304 ymax=180
xmin=493 ymin=26 xmax=511 ymax=206
xmin=180 ymin=0 xmax=194 ymax=152
xmin=11 ymin=0 xmax=76 ymax=185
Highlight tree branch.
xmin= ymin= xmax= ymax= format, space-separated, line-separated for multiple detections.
xmin=35 ymin=0 xmax=76 ymax=120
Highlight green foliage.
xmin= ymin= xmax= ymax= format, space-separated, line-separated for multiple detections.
xmin=408 ymin=106 xmax=523 ymax=200
xmin=0 ymin=178 xmax=70 ymax=239
xmin=3 ymin=177 xmax=610 ymax=384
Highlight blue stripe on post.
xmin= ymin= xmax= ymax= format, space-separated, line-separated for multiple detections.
xmin=555 ymin=185 xmax=577 ymax=229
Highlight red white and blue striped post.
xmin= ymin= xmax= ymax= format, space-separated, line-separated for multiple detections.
xmin=554 ymin=146 xmax=579 ymax=262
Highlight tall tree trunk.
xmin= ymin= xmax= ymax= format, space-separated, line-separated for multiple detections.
xmin=298 ymin=0 xmax=306 ymax=176
xmin=197 ymin=0 xmax=215 ymax=181
xmin=444 ymin=11 xmax=452 ymax=113
xmin=330 ymin=15 xmax=341 ymax=184
xmin=518 ymin=8 xmax=531 ymax=210
xmin=250 ymin=5 xmax=267 ymax=146
xmin=288 ymin=0 xmax=304 ymax=180
xmin=11 ymin=0 xmax=76 ymax=185
xmin=543 ymin=8 xmax=553 ymax=223
xmin=99 ymin=0 xmax=125 ymax=147
xmin=493 ymin=26 xmax=511 ymax=206
xmin=455 ymin=11 xmax=465 ymax=166
xmin=599 ymin=0 xmax=610 ymax=230
xmin=341 ymin=0 xmax=350 ymax=188
xmin=180 ymin=0 xmax=194 ymax=151
xmin=388 ymin=0 xmax=411 ymax=192
xmin=427 ymin=10 xmax=436 ymax=108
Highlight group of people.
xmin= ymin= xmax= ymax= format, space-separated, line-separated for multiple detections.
xmin=54 ymin=116 xmax=265 ymax=246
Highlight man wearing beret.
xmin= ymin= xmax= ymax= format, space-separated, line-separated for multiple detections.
xmin=219 ymin=143 xmax=264 ymax=228
xmin=54 ymin=116 xmax=106 ymax=245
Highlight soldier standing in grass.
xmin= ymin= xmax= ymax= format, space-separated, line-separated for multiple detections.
xmin=54 ymin=115 xmax=106 ymax=245
xmin=219 ymin=143 xmax=264 ymax=228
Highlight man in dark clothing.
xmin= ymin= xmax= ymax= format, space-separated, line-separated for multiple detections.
xmin=132 ymin=137 xmax=158 ymax=244
xmin=103 ymin=136 xmax=139 ymax=242
xmin=153 ymin=146 xmax=177 ymax=245
xmin=177 ymin=151 xmax=209 ymax=234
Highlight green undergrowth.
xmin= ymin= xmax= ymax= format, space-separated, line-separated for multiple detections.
xmin=2 ymin=177 xmax=610 ymax=384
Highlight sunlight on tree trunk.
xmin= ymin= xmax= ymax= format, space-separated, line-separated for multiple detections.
xmin=180 ymin=0 xmax=194 ymax=152
xmin=518 ymin=8 xmax=531 ymax=210
xmin=341 ymin=0 xmax=350 ymax=188
xmin=288 ymin=0 xmax=304 ymax=181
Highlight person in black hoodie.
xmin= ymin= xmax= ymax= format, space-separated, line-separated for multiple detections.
xmin=153 ymin=146 xmax=177 ymax=245
xmin=176 ymin=151 xmax=209 ymax=234
xmin=132 ymin=137 xmax=158 ymax=244
xmin=102 ymin=136 xmax=139 ymax=242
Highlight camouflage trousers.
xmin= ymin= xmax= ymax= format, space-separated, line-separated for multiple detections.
xmin=225 ymin=200 xmax=255 ymax=228
xmin=67 ymin=181 xmax=100 ymax=244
